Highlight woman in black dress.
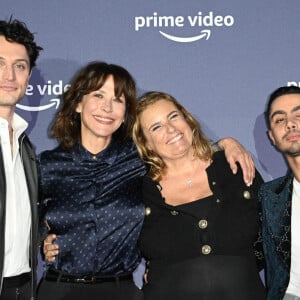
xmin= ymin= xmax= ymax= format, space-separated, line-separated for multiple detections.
xmin=133 ymin=91 xmax=266 ymax=300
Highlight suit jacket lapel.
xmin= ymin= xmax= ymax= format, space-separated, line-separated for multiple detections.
xmin=266 ymin=175 xmax=292 ymax=270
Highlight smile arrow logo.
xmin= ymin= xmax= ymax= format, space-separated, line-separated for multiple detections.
xmin=159 ymin=29 xmax=211 ymax=43
xmin=16 ymin=98 xmax=60 ymax=112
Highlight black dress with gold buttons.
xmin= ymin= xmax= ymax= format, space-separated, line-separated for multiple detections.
xmin=139 ymin=151 xmax=266 ymax=300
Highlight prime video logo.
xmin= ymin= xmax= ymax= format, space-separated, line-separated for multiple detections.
xmin=134 ymin=11 xmax=235 ymax=43
xmin=17 ymin=80 xmax=70 ymax=112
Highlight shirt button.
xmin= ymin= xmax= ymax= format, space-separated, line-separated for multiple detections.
xmin=243 ymin=191 xmax=251 ymax=199
xmin=198 ymin=219 xmax=208 ymax=229
xmin=145 ymin=207 xmax=151 ymax=216
xmin=202 ymin=244 xmax=212 ymax=255
xmin=170 ymin=210 xmax=178 ymax=216
xmin=212 ymin=181 xmax=216 ymax=185
xmin=216 ymin=198 xmax=221 ymax=203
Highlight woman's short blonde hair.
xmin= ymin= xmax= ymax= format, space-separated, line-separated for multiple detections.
xmin=133 ymin=91 xmax=214 ymax=180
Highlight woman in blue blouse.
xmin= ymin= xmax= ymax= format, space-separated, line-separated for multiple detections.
xmin=37 ymin=61 xmax=146 ymax=300
xmin=39 ymin=61 xmax=256 ymax=300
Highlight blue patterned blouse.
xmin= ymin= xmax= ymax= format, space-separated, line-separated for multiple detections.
xmin=38 ymin=138 xmax=146 ymax=275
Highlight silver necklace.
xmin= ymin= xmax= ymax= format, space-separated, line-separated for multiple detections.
xmin=186 ymin=160 xmax=201 ymax=187
xmin=187 ymin=178 xmax=193 ymax=187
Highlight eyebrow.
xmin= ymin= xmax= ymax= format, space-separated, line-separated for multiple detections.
xmin=148 ymin=110 xmax=179 ymax=130
xmin=270 ymin=105 xmax=300 ymax=120
xmin=0 ymin=57 xmax=30 ymax=66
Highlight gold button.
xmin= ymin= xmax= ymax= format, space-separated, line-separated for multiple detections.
xmin=198 ymin=219 xmax=208 ymax=229
xmin=92 ymin=155 xmax=97 ymax=160
xmin=170 ymin=210 xmax=178 ymax=216
xmin=145 ymin=207 xmax=151 ymax=216
xmin=202 ymin=245 xmax=211 ymax=255
xmin=243 ymin=191 xmax=251 ymax=199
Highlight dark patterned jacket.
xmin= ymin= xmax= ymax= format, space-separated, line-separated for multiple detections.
xmin=0 ymin=133 xmax=39 ymax=299
xmin=259 ymin=172 xmax=293 ymax=300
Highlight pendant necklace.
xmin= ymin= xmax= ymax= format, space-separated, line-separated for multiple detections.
xmin=187 ymin=178 xmax=193 ymax=187
xmin=186 ymin=160 xmax=201 ymax=187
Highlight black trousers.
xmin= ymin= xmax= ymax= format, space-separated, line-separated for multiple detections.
xmin=0 ymin=280 xmax=31 ymax=300
xmin=37 ymin=277 xmax=144 ymax=300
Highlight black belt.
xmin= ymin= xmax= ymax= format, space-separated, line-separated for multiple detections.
xmin=44 ymin=268 xmax=133 ymax=284
xmin=3 ymin=272 xmax=31 ymax=288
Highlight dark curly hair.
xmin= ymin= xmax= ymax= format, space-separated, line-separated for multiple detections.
xmin=0 ymin=17 xmax=43 ymax=70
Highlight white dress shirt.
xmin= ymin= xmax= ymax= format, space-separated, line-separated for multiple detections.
xmin=0 ymin=114 xmax=31 ymax=277
xmin=285 ymin=178 xmax=300 ymax=297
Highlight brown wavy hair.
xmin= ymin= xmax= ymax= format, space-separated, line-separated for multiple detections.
xmin=132 ymin=91 xmax=214 ymax=180
xmin=51 ymin=61 xmax=137 ymax=150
